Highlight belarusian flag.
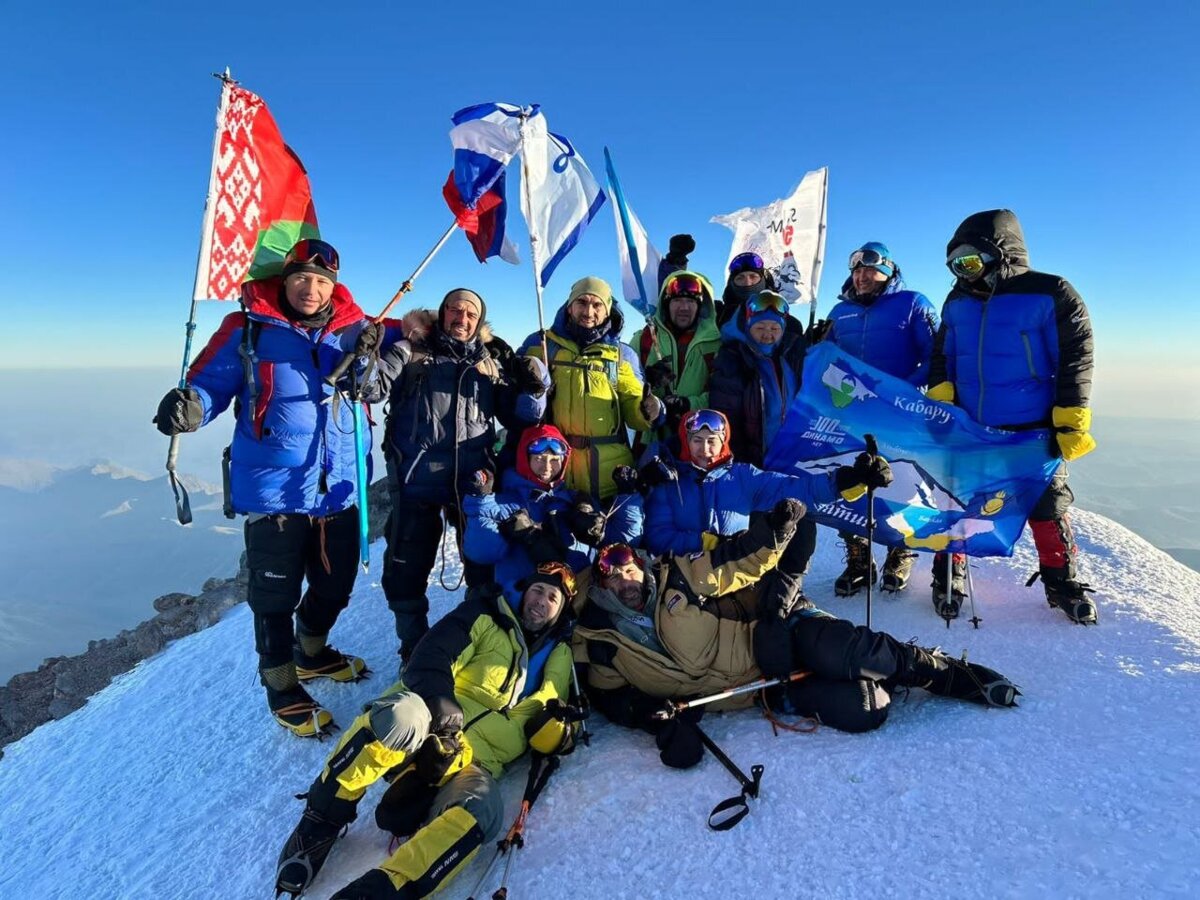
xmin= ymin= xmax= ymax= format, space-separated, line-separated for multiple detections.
xmin=192 ymin=80 xmax=319 ymax=301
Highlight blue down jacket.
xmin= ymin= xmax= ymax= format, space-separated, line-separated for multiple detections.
xmin=186 ymin=277 xmax=380 ymax=516
xmin=825 ymin=272 xmax=937 ymax=386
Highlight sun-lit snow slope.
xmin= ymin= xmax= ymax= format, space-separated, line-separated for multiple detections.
xmin=1 ymin=509 xmax=1197 ymax=899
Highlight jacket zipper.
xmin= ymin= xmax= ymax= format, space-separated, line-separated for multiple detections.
xmin=1021 ymin=332 xmax=1038 ymax=379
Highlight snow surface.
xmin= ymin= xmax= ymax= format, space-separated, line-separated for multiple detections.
xmin=1 ymin=509 xmax=1198 ymax=899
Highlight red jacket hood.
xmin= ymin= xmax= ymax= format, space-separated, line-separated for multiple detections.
xmin=677 ymin=408 xmax=734 ymax=469
xmin=241 ymin=277 xmax=367 ymax=332
xmin=516 ymin=424 xmax=571 ymax=487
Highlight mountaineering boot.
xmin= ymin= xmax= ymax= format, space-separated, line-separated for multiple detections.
xmin=834 ymin=536 xmax=876 ymax=597
xmin=1028 ymin=571 xmax=1098 ymax=625
xmin=931 ymin=552 xmax=967 ymax=620
xmin=295 ymin=644 xmax=370 ymax=683
xmin=900 ymin=643 xmax=1020 ymax=708
xmin=880 ymin=547 xmax=918 ymax=592
xmin=276 ymin=804 xmax=349 ymax=897
xmin=267 ymin=683 xmax=336 ymax=738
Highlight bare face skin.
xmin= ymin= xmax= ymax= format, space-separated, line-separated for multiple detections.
xmin=667 ymin=294 xmax=700 ymax=330
xmin=732 ymin=271 xmax=763 ymax=288
xmin=852 ymin=266 xmax=889 ymax=296
xmin=748 ymin=320 xmax=783 ymax=346
xmin=687 ymin=429 xmax=725 ymax=468
xmin=284 ymin=272 xmax=335 ymax=317
xmin=442 ymin=293 xmax=482 ymax=341
xmin=569 ymin=294 xmax=608 ymax=329
xmin=601 ymin=562 xmax=646 ymax=611
xmin=520 ymin=581 xmax=565 ymax=631
xmin=528 ymin=451 xmax=564 ymax=484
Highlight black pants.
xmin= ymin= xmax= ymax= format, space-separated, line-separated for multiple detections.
xmin=380 ymin=498 xmax=492 ymax=652
xmin=758 ymin=610 xmax=914 ymax=734
xmin=244 ymin=508 xmax=360 ymax=670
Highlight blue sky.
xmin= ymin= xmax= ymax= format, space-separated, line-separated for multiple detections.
xmin=3 ymin=0 xmax=1197 ymax=418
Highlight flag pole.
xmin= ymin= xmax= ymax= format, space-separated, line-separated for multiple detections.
xmin=808 ymin=167 xmax=829 ymax=332
xmin=518 ymin=108 xmax=551 ymax=368
xmin=166 ymin=67 xmax=236 ymax=526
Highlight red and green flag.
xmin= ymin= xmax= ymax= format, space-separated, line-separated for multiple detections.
xmin=192 ymin=80 xmax=319 ymax=301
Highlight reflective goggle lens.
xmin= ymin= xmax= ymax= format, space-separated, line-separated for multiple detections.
xmin=284 ymin=238 xmax=340 ymax=273
xmin=535 ymin=561 xmax=576 ymax=597
xmin=729 ymin=252 xmax=764 ymax=275
xmin=597 ymin=543 xmax=638 ymax=576
xmin=665 ymin=275 xmax=704 ymax=300
xmin=527 ymin=436 xmax=568 ymax=456
xmin=745 ymin=292 xmax=788 ymax=315
xmin=949 ymin=253 xmax=989 ymax=279
xmin=684 ymin=409 xmax=727 ymax=435
xmin=848 ymin=249 xmax=889 ymax=271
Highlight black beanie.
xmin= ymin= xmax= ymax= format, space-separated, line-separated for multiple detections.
xmin=281 ymin=259 xmax=337 ymax=284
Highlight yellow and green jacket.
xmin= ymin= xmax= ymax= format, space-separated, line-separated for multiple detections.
xmin=572 ymin=519 xmax=785 ymax=719
xmin=520 ymin=302 xmax=652 ymax=500
xmin=403 ymin=584 xmax=576 ymax=776
xmin=629 ymin=271 xmax=722 ymax=443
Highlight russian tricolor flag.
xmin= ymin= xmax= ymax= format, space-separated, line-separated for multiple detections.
xmin=442 ymin=102 xmax=523 ymax=264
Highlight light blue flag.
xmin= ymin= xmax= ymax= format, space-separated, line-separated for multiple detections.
xmin=518 ymin=109 xmax=607 ymax=288
xmin=764 ymin=343 xmax=1062 ymax=558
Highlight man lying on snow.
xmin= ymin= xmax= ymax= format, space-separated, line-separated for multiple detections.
xmin=274 ymin=563 xmax=584 ymax=899
xmin=572 ymin=492 xmax=1019 ymax=768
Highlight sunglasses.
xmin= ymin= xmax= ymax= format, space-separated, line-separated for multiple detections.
xmin=527 ymin=436 xmax=568 ymax=456
xmin=664 ymin=274 xmax=705 ymax=301
xmin=683 ymin=409 xmax=727 ymax=435
xmin=597 ymin=543 xmax=639 ymax=576
xmin=745 ymin=292 xmax=789 ymax=315
xmin=535 ymin=561 xmax=576 ymax=597
xmin=728 ymin=252 xmax=765 ymax=275
xmin=284 ymin=238 xmax=340 ymax=273
xmin=948 ymin=251 xmax=994 ymax=280
xmin=848 ymin=248 xmax=890 ymax=271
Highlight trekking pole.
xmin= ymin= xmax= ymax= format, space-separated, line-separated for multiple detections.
xmin=863 ymin=433 xmax=879 ymax=630
xmin=568 ymin=664 xmax=591 ymax=748
xmin=964 ymin=557 xmax=981 ymax=629
xmin=943 ymin=549 xmax=954 ymax=630
xmin=683 ymin=718 xmax=764 ymax=831
xmin=651 ymin=671 xmax=810 ymax=721
xmin=465 ymin=752 xmax=560 ymax=900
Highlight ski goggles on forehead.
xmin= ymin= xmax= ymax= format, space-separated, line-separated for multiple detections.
xmin=597 ymin=543 xmax=639 ymax=576
xmin=535 ymin=561 xmax=576 ymax=596
xmin=284 ymin=238 xmax=340 ymax=273
xmin=948 ymin=251 xmax=994 ymax=280
xmin=526 ymin=435 xmax=568 ymax=456
xmin=683 ymin=409 xmax=726 ymax=435
xmin=848 ymin=248 xmax=890 ymax=271
xmin=745 ymin=292 xmax=789 ymax=315
xmin=728 ymin=252 xmax=765 ymax=275
xmin=664 ymin=274 xmax=705 ymax=300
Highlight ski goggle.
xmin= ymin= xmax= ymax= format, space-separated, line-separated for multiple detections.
xmin=597 ymin=543 xmax=640 ymax=576
xmin=728 ymin=252 xmax=765 ymax=275
xmin=848 ymin=248 xmax=891 ymax=271
xmin=745 ymin=292 xmax=789 ymax=315
xmin=534 ymin=561 xmax=576 ymax=597
xmin=526 ymin=435 xmax=568 ymax=456
xmin=683 ymin=409 xmax=727 ymax=436
xmin=284 ymin=238 xmax=340 ymax=273
xmin=948 ymin=251 xmax=994 ymax=280
xmin=664 ymin=274 xmax=705 ymax=301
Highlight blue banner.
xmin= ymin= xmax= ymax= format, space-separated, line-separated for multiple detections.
xmin=764 ymin=343 xmax=1062 ymax=557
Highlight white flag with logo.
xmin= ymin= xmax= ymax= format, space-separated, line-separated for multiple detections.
xmin=711 ymin=167 xmax=829 ymax=306
xmin=518 ymin=110 xmax=607 ymax=288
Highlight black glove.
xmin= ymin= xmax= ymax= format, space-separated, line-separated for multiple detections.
xmin=501 ymin=510 xmax=569 ymax=563
xmin=611 ymin=465 xmax=641 ymax=495
xmin=510 ymin=356 xmax=547 ymax=397
xmin=643 ymin=359 xmax=677 ymax=394
xmin=464 ymin=468 xmax=494 ymax=497
xmin=411 ymin=732 xmax=462 ymax=784
xmin=639 ymin=388 xmax=664 ymax=423
xmin=806 ymin=318 xmax=832 ymax=346
xmin=638 ymin=456 xmax=677 ymax=491
xmin=767 ymin=498 xmax=807 ymax=532
xmin=662 ymin=395 xmax=690 ymax=427
xmin=153 ymin=387 xmax=203 ymax=436
xmin=835 ymin=452 xmax=894 ymax=492
xmin=499 ymin=509 xmax=538 ymax=544
xmin=426 ymin=694 xmax=464 ymax=737
xmin=665 ymin=234 xmax=696 ymax=265
xmin=654 ymin=705 xmax=704 ymax=769
xmin=566 ymin=499 xmax=607 ymax=548
xmin=354 ymin=321 xmax=384 ymax=357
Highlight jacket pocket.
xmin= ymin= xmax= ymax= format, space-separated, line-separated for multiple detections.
xmin=1020 ymin=332 xmax=1039 ymax=379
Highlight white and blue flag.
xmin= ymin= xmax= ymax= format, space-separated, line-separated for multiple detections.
xmin=518 ymin=110 xmax=607 ymax=288
xmin=604 ymin=147 xmax=661 ymax=317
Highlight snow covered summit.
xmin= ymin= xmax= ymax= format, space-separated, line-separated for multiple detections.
xmin=0 ymin=509 xmax=1197 ymax=898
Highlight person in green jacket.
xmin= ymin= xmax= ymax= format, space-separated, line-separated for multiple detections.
xmin=630 ymin=271 xmax=722 ymax=446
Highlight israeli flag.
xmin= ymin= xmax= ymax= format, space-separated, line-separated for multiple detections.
xmin=518 ymin=110 xmax=607 ymax=288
